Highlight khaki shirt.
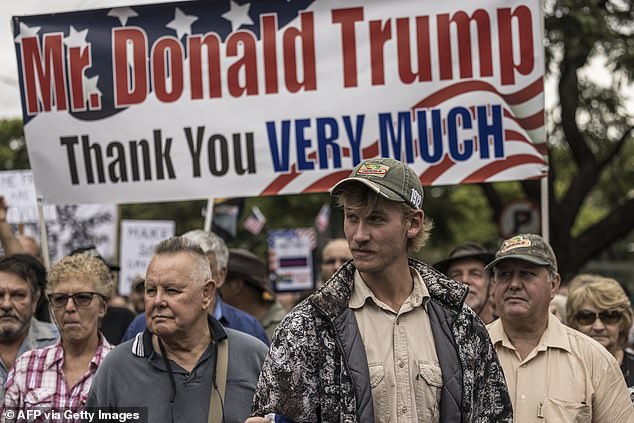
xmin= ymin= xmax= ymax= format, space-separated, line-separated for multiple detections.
xmin=488 ymin=314 xmax=634 ymax=423
xmin=350 ymin=268 xmax=442 ymax=423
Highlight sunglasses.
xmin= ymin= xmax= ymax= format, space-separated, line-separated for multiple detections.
xmin=574 ymin=310 xmax=622 ymax=325
xmin=48 ymin=292 xmax=104 ymax=309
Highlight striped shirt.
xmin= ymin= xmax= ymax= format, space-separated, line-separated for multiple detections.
xmin=2 ymin=334 xmax=113 ymax=420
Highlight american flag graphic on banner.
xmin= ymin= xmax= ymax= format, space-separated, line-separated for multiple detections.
xmin=242 ymin=205 xmax=266 ymax=235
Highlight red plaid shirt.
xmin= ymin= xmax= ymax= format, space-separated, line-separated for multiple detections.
xmin=2 ymin=334 xmax=113 ymax=419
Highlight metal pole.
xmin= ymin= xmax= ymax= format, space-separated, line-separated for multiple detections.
xmin=36 ymin=196 xmax=50 ymax=269
xmin=540 ymin=176 xmax=549 ymax=243
xmin=203 ymin=198 xmax=214 ymax=232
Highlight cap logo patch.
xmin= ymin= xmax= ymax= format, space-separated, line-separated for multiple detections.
xmin=500 ymin=237 xmax=531 ymax=253
xmin=356 ymin=163 xmax=390 ymax=177
xmin=410 ymin=189 xmax=422 ymax=208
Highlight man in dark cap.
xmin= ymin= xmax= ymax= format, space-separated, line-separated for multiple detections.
xmin=486 ymin=233 xmax=634 ymax=421
xmin=220 ymin=249 xmax=287 ymax=342
xmin=249 ymin=158 xmax=512 ymax=422
xmin=434 ymin=242 xmax=495 ymax=323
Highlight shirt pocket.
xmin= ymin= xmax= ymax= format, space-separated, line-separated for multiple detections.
xmin=23 ymin=387 xmax=55 ymax=408
xmin=21 ymin=388 xmax=55 ymax=422
xmin=542 ymin=397 xmax=591 ymax=423
xmin=368 ymin=363 xmax=389 ymax=421
xmin=414 ymin=360 xmax=443 ymax=423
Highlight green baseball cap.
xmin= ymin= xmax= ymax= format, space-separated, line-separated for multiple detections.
xmin=485 ymin=233 xmax=558 ymax=272
xmin=330 ymin=158 xmax=424 ymax=209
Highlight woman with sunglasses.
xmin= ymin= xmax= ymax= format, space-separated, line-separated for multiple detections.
xmin=566 ymin=276 xmax=634 ymax=398
xmin=2 ymin=253 xmax=114 ymax=417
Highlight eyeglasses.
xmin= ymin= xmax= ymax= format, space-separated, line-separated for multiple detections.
xmin=574 ymin=310 xmax=622 ymax=325
xmin=323 ymin=257 xmax=350 ymax=266
xmin=48 ymin=292 xmax=103 ymax=309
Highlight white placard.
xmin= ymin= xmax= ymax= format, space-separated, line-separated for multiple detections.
xmin=119 ymin=219 xmax=175 ymax=295
xmin=0 ymin=170 xmax=56 ymax=223
xmin=268 ymin=228 xmax=315 ymax=292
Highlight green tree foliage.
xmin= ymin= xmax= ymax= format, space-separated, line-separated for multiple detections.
xmin=0 ymin=119 xmax=29 ymax=170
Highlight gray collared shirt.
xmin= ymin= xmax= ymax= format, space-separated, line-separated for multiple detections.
xmin=0 ymin=318 xmax=59 ymax=401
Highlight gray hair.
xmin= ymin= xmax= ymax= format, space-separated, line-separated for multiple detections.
xmin=154 ymin=236 xmax=212 ymax=284
xmin=181 ymin=230 xmax=229 ymax=269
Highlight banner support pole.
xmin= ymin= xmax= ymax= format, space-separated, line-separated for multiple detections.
xmin=36 ymin=196 xmax=50 ymax=269
xmin=540 ymin=176 xmax=549 ymax=243
xmin=204 ymin=198 xmax=214 ymax=232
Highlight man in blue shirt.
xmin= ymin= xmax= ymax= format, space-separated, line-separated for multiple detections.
xmin=122 ymin=230 xmax=268 ymax=344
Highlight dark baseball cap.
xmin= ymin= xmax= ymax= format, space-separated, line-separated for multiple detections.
xmin=485 ymin=233 xmax=557 ymax=272
xmin=227 ymin=249 xmax=274 ymax=300
xmin=433 ymin=242 xmax=494 ymax=275
xmin=330 ymin=158 xmax=424 ymax=210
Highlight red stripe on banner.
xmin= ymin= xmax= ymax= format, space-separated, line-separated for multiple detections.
xmin=261 ymin=164 xmax=300 ymax=196
xmin=412 ymin=77 xmax=543 ymax=110
xmin=362 ymin=142 xmax=379 ymax=158
xmin=503 ymin=109 xmax=544 ymax=131
xmin=533 ymin=143 xmax=548 ymax=155
xmin=341 ymin=141 xmax=379 ymax=158
xmin=303 ymin=170 xmax=352 ymax=193
xmin=505 ymin=130 xmax=549 ymax=155
xmin=420 ymin=154 xmax=455 ymax=185
xmin=515 ymin=110 xmax=544 ymax=130
xmin=462 ymin=154 xmax=546 ymax=183
xmin=505 ymin=77 xmax=543 ymax=104
xmin=504 ymin=129 xmax=529 ymax=142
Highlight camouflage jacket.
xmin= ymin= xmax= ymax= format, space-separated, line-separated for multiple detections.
xmin=252 ymin=258 xmax=513 ymax=423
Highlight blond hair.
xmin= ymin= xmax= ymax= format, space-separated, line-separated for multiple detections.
xmin=566 ymin=277 xmax=633 ymax=348
xmin=48 ymin=253 xmax=113 ymax=299
xmin=334 ymin=183 xmax=433 ymax=252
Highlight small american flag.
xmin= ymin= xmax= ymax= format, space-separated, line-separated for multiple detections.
xmin=314 ymin=203 xmax=330 ymax=234
xmin=242 ymin=205 xmax=266 ymax=235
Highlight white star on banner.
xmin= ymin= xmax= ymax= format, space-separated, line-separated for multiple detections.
xmin=222 ymin=1 xmax=254 ymax=32
xmin=166 ymin=8 xmax=198 ymax=40
xmin=14 ymin=22 xmax=41 ymax=43
xmin=83 ymin=75 xmax=101 ymax=99
xmin=64 ymin=26 xmax=89 ymax=53
xmin=107 ymin=7 xmax=139 ymax=26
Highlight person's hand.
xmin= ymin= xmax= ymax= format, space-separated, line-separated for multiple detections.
xmin=0 ymin=196 xmax=8 ymax=223
xmin=244 ymin=418 xmax=270 ymax=423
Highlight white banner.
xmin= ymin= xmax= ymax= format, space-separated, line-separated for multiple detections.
xmin=14 ymin=0 xmax=546 ymax=204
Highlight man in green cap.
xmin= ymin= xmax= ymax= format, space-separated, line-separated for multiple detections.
xmin=486 ymin=233 xmax=634 ymax=422
xmin=249 ymin=158 xmax=512 ymax=422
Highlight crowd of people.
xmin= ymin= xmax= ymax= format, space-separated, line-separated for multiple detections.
xmin=0 ymin=158 xmax=632 ymax=422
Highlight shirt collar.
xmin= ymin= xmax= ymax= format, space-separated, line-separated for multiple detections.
xmin=349 ymin=267 xmax=430 ymax=311
xmin=48 ymin=333 xmax=110 ymax=370
xmin=488 ymin=313 xmax=572 ymax=354
xmin=135 ymin=315 xmax=227 ymax=358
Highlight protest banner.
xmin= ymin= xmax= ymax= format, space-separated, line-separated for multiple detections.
xmin=119 ymin=219 xmax=175 ymax=295
xmin=13 ymin=0 xmax=546 ymax=205
xmin=268 ymin=228 xmax=316 ymax=291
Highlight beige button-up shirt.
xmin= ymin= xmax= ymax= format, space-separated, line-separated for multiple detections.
xmin=350 ymin=268 xmax=442 ymax=423
xmin=488 ymin=314 xmax=634 ymax=422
